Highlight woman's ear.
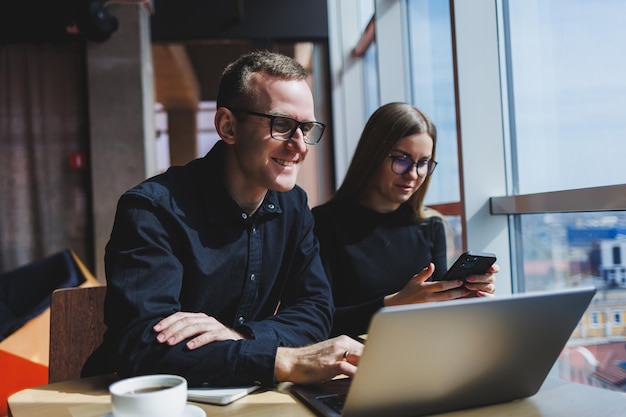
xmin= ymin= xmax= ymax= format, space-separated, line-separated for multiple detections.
xmin=215 ymin=107 xmax=237 ymax=144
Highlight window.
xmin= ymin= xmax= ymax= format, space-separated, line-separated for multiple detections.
xmin=359 ymin=2 xmax=379 ymax=117
xmin=613 ymin=310 xmax=622 ymax=325
xmin=498 ymin=0 xmax=626 ymax=391
xmin=518 ymin=212 xmax=626 ymax=292
xmin=328 ymin=0 xmax=626 ymax=394
xmin=412 ymin=0 xmax=626 ymax=391
xmin=407 ymin=0 xmax=464 ymax=260
xmin=613 ymin=246 xmax=622 ymax=266
xmin=590 ymin=312 xmax=601 ymax=327
xmin=504 ymin=0 xmax=626 ymax=194
xmin=407 ymin=0 xmax=460 ymax=207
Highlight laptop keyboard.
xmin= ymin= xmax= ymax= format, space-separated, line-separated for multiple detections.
xmin=318 ymin=393 xmax=347 ymax=414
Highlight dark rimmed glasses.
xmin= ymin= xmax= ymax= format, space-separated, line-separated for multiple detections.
xmin=230 ymin=108 xmax=326 ymax=145
xmin=388 ymin=154 xmax=438 ymax=178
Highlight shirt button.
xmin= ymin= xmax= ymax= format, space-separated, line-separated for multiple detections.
xmin=252 ymin=226 xmax=256 ymax=233
xmin=241 ymin=213 xmax=248 ymax=219
xmin=250 ymin=273 xmax=256 ymax=282
xmin=237 ymin=316 xmax=245 ymax=324
xmin=268 ymin=204 xmax=275 ymax=210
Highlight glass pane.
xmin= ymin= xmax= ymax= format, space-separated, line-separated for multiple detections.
xmin=506 ymin=0 xmax=626 ymax=391
xmin=407 ymin=0 xmax=460 ymax=206
xmin=506 ymin=0 xmax=626 ymax=194
xmin=363 ymin=40 xmax=379 ymax=118
xmin=443 ymin=214 xmax=463 ymax=266
xmin=360 ymin=0 xmax=378 ymax=117
xmin=519 ymin=211 xmax=626 ymax=391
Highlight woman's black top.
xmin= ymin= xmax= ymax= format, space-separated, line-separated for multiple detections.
xmin=312 ymin=200 xmax=447 ymax=338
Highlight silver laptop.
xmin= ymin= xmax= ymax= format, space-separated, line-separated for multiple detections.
xmin=290 ymin=286 xmax=596 ymax=417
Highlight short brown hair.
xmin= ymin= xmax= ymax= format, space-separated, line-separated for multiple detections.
xmin=216 ymin=50 xmax=308 ymax=110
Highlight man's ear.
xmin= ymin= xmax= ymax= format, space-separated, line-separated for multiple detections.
xmin=215 ymin=107 xmax=237 ymax=144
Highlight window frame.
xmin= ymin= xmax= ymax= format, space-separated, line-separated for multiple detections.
xmin=590 ymin=311 xmax=601 ymax=327
xmin=613 ymin=310 xmax=623 ymax=325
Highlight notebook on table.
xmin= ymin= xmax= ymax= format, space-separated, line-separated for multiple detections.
xmin=187 ymin=385 xmax=260 ymax=405
xmin=290 ymin=286 xmax=596 ymax=417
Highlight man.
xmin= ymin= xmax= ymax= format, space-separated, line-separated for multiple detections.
xmin=86 ymin=51 xmax=363 ymax=386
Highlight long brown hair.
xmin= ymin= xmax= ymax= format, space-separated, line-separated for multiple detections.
xmin=332 ymin=102 xmax=437 ymax=219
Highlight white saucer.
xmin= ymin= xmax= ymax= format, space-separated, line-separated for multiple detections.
xmin=103 ymin=404 xmax=206 ymax=417
xmin=183 ymin=404 xmax=206 ymax=417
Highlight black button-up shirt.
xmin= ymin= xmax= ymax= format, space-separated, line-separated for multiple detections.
xmin=98 ymin=141 xmax=333 ymax=387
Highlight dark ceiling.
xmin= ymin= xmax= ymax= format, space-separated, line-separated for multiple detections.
xmin=150 ymin=0 xmax=328 ymax=43
xmin=149 ymin=0 xmax=328 ymax=107
xmin=0 ymin=0 xmax=329 ymax=111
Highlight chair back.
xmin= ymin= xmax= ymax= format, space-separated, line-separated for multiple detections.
xmin=0 ymin=249 xmax=86 ymax=342
xmin=48 ymin=285 xmax=107 ymax=383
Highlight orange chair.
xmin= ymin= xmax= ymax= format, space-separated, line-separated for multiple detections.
xmin=0 ymin=250 xmax=100 ymax=416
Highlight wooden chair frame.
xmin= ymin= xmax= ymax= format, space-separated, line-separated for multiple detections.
xmin=48 ymin=285 xmax=107 ymax=383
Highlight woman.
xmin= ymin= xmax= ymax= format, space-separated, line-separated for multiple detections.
xmin=313 ymin=102 xmax=497 ymax=338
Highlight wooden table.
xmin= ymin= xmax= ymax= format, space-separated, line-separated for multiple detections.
xmin=8 ymin=374 xmax=626 ymax=417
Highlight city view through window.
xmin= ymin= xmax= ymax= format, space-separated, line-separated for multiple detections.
xmin=522 ymin=212 xmax=626 ymax=391
xmin=407 ymin=0 xmax=626 ymax=392
xmin=507 ymin=0 xmax=626 ymax=392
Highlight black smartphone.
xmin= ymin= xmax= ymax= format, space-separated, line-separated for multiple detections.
xmin=439 ymin=251 xmax=497 ymax=282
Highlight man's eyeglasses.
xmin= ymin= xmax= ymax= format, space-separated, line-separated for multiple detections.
xmin=388 ymin=154 xmax=438 ymax=178
xmin=230 ymin=109 xmax=326 ymax=145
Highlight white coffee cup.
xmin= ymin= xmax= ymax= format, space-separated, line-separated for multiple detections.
xmin=109 ymin=374 xmax=188 ymax=417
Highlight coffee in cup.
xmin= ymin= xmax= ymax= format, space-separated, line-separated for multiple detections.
xmin=109 ymin=374 xmax=187 ymax=417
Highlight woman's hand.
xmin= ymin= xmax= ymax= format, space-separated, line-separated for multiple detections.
xmin=383 ymin=263 xmax=470 ymax=306
xmin=464 ymin=263 xmax=499 ymax=297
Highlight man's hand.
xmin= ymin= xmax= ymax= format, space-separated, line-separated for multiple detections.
xmin=274 ymin=336 xmax=365 ymax=385
xmin=153 ymin=312 xmax=246 ymax=350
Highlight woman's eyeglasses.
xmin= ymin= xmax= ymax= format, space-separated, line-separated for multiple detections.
xmin=388 ymin=155 xmax=438 ymax=178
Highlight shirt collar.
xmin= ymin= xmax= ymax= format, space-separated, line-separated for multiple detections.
xmin=198 ymin=141 xmax=283 ymax=224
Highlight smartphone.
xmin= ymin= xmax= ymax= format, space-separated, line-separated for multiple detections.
xmin=439 ymin=251 xmax=497 ymax=282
